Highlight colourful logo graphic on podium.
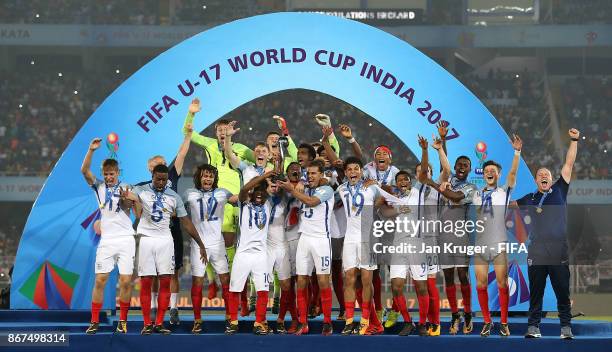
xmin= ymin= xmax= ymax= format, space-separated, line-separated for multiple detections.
xmin=19 ymin=261 xmax=79 ymax=309
xmin=487 ymin=260 xmax=530 ymax=310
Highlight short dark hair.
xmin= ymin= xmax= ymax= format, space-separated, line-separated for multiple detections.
xmin=316 ymin=145 xmax=325 ymax=155
xmin=308 ymin=159 xmax=325 ymax=173
xmin=254 ymin=142 xmax=268 ymax=149
xmin=482 ymin=160 xmax=502 ymax=172
xmin=266 ymin=131 xmax=280 ymax=139
xmin=414 ymin=162 xmax=433 ymax=175
xmin=193 ymin=164 xmax=219 ymax=190
xmin=299 ymin=143 xmax=317 ymax=161
xmin=395 ymin=170 xmax=411 ymax=182
xmin=214 ymin=119 xmax=231 ymax=129
xmin=253 ymin=181 xmax=268 ymax=194
xmin=343 ymin=156 xmax=363 ymax=170
xmin=287 ymin=161 xmax=300 ymax=170
xmin=102 ymin=159 xmax=119 ymax=171
xmin=152 ymin=164 xmax=169 ymax=175
xmin=316 ymin=145 xmax=336 ymax=156
xmin=455 ymin=155 xmax=471 ymax=166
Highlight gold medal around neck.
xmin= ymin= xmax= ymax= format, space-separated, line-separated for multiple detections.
xmin=352 ymin=205 xmax=357 ymax=212
xmin=258 ymin=223 xmax=265 ymax=230
xmin=536 ymin=207 xmax=543 ymax=214
xmin=99 ymin=203 xmax=105 ymax=209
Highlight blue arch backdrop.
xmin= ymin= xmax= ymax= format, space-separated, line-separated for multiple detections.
xmin=12 ymin=12 xmax=553 ymax=310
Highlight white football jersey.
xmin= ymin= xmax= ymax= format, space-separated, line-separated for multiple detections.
xmin=439 ymin=175 xmax=477 ymax=245
xmin=237 ymin=200 xmax=272 ymax=254
xmin=285 ymin=196 xmax=302 ymax=241
xmin=133 ymin=183 xmax=187 ymax=238
xmin=363 ymin=163 xmax=399 ymax=186
xmin=267 ymin=194 xmax=289 ymax=247
xmin=337 ymin=182 xmax=380 ymax=243
xmin=238 ymin=161 xmax=268 ymax=185
xmin=298 ymin=185 xmax=334 ymax=238
xmin=91 ymin=179 xmax=134 ymax=238
xmin=413 ymin=181 xmax=442 ymax=237
xmin=473 ymin=185 xmax=512 ymax=245
xmin=393 ymin=188 xmax=420 ymax=240
xmin=183 ymin=187 xmax=233 ymax=248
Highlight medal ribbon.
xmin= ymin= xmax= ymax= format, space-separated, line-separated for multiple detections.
xmin=347 ymin=180 xmax=363 ymax=209
xmin=481 ymin=187 xmax=495 ymax=217
xmin=102 ymin=182 xmax=120 ymax=209
xmin=376 ymin=167 xmax=391 ymax=185
xmin=249 ymin=203 xmax=267 ymax=229
xmin=536 ymin=189 xmax=552 ymax=212
xmin=150 ymin=184 xmax=167 ymax=210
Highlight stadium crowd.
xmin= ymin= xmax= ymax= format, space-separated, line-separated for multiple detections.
xmin=1 ymin=69 xmax=608 ymax=178
xmin=0 ymin=70 xmax=125 ymax=175
xmin=0 ymin=0 xmax=271 ymax=25
xmin=561 ymin=76 xmax=612 ymax=179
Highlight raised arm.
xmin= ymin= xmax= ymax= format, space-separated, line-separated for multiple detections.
xmin=506 ymin=134 xmax=523 ymax=188
xmin=432 ymin=135 xmax=451 ymax=182
xmin=437 ymin=121 xmax=448 ymax=162
xmin=182 ymin=98 xmax=217 ymax=149
xmin=286 ymin=136 xmax=298 ymax=162
xmin=272 ymin=115 xmax=298 ymax=163
xmin=239 ymin=170 xmax=276 ymax=203
xmin=314 ymin=113 xmax=340 ymax=157
xmin=328 ymin=132 xmax=340 ymax=157
xmin=338 ymin=124 xmax=363 ymax=161
xmin=81 ymin=138 xmax=101 ymax=185
xmin=174 ymin=123 xmax=192 ymax=176
xmin=561 ymin=128 xmax=580 ymax=183
xmin=223 ymin=121 xmax=242 ymax=169
xmin=321 ymin=127 xmax=340 ymax=164
xmin=417 ymin=135 xmax=429 ymax=183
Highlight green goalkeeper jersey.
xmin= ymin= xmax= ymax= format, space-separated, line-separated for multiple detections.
xmin=183 ymin=112 xmax=254 ymax=194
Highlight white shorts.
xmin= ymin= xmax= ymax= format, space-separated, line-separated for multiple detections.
xmin=389 ymin=252 xmax=438 ymax=281
xmin=342 ymin=242 xmax=377 ymax=271
xmin=390 ymin=265 xmax=430 ymax=281
xmin=138 ymin=236 xmax=175 ymax=276
xmin=296 ymin=235 xmax=332 ymax=276
xmin=230 ymin=251 xmax=270 ymax=292
xmin=95 ymin=236 xmax=135 ymax=275
xmin=331 ymin=237 xmax=344 ymax=261
xmin=288 ymin=238 xmax=299 ymax=277
xmin=475 ymin=241 xmax=507 ymax=263
xmin=191 ymin=241 xmax=229 ymax=277
xmin=267 ymin=245 xmax=292 ymax=281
